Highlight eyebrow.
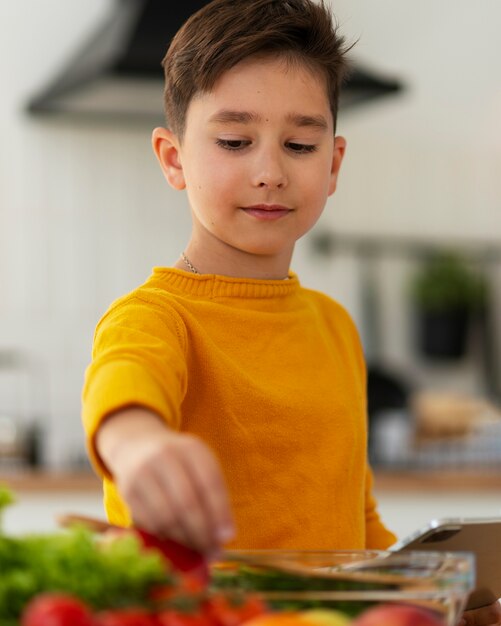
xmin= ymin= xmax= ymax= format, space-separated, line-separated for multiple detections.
xmin=286 ymin=112 xmax=328 ymax=130
xmin=209 ymin=110 xmax=259 ymax=125
xmin=208 ymin=109 xmax=328 ymax=130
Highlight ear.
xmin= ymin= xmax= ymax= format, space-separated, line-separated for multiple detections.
xmin=151 ymin=127 xmax=186 ymax=190
xmin=328 ymin=136 xmax=346 ymax=196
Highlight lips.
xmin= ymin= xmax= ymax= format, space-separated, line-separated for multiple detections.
xmin=241 ymin=204 xmax=292 ymax=220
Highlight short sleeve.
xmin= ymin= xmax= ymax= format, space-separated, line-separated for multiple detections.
xmin=81 ymin=294 xmax=187 ymax=477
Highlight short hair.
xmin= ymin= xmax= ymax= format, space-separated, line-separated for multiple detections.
xmin=162 ymin=0 xmax=351 ymax=138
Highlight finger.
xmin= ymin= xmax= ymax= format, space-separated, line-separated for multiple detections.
xmin=123 ymin=471 xmax=179 ymax=538
xmin=114 ymin=432 xmax=202 ymax=542
xmin=462 ymin=601 xmax=501 ymax=626
xmin=115 ymin=438 xmax=219 ymax=550
xmin=179 ymin=438 xmax=235 ymax=546
xmin=155 ymin=446 xmax=218 ymax=551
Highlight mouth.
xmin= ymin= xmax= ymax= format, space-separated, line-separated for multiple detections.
xmin=241 ymin=204 xmax=292 ymax=221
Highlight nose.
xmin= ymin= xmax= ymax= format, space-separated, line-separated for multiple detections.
xmin=251 ymin=146 xmax=288 ymax=189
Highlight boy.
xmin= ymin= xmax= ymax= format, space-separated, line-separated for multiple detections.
xmin=83 ymin=0 xmax=384 ymax=547
xmin=81 ymin=3 xmax=500 ymax=623
xmin=83 ymin=0 xmax=395 ymax=552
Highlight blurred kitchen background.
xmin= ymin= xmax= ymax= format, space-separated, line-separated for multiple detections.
xmin=1 ymin=1 xmax=501 ymax=534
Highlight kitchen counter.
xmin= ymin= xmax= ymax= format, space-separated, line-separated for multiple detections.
xmin=1 ymin=468 xmax=501 ymax=492
xmin=0 ymin=469 xmax=101 ymax=492
xmin=1 ymin=468 xmax=500 ymax=537
xmin=374 ymin=469 xmax=501 ymax=492
xmin=0 ymin=471 xmax=104 ymax=536
xmin=373 ymin=469 xmax=501 ymax=538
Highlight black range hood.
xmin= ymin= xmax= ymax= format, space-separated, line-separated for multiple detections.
xmin=27 ymin=0 xmax=402 ymax=123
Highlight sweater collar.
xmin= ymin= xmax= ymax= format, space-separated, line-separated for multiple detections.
xmin=152 ymin=267 xmax=300 ymax=299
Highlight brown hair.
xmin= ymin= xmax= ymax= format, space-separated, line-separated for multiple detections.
xmin=162 ymin=0 xmax=351 ymax=138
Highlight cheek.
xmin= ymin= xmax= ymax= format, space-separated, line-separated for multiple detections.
xmin=316 ymin=161 xmax=337 ymax=198
xmin=183 ymin=165 xmax=211 ymax=200
xmin=189 ymin=153 xmax=236 ymax=194
xmin=305 ymin=169 xmax=330 ymax=203
xmin=185 ymin=159 xmax=237 ymax=219
xmin=202 ymin=160 xmax=241 ymax=198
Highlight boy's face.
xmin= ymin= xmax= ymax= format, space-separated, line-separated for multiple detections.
xmin=153 ymin=56 xmax=345 ymax=276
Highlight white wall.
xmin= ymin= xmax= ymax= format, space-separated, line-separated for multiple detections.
xmin=0 ymin=1 xmax=193 ymax=466
xmin=328 ymin=0 xmax=501 ymax=236
xmin=313 ymin=0 xmax=501 ymax=397
xmin=0 ymin=1 xmax=500 ymax=467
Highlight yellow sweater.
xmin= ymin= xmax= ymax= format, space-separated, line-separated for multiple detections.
xmin=82 ymin=268 xmax=396 ymax=550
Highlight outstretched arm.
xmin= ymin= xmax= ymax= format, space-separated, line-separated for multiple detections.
xmin=96 ymin=406 xmax=235 ymax=554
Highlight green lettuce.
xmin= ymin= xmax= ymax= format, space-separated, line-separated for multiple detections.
xmin=0 ymin=484 xmax=172 ymax=622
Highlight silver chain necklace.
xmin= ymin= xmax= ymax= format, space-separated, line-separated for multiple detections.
xmin=181 ymin=252 xmax=289 ymax=280
xmin=181 ymin=252 xmax=201 ymax=275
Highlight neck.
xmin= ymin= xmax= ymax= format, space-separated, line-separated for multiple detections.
xmin=175 ymin=243 xmax=293 ymax=280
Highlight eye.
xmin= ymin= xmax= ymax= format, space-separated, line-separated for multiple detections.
xmin=286 ymin=142 xmax=318 ymax=154
xmin=216 ymin=138 xmax=251 ymax=151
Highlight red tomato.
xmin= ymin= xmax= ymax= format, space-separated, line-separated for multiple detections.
xmin=203 ymin=593 xmax=268 ymax=626
xmin=95 ymin=608 xmax=158 ymax=626
xmin=156 ymin=609 xmax=211 ymax=626
xmin=134 ymin=529 xmax=209 ymax=584
xmin=150 ymin=574 xmax=206 ymax=603
xmin=21 ymin=593 xmax=95 ymax=626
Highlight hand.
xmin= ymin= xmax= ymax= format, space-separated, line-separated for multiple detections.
xmin=459 ymin=601 xmax=501 ymax=625
xmin=96 ymin=407 xmax=235 ymax=554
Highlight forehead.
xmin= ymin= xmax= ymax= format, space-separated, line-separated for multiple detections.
xmin=186 ymin=56 xmax=333 ymax=129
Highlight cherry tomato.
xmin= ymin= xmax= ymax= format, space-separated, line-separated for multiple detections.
xmin=135 ymin=530 xmax=209 ymax=584
xmin=21 ymin=592 xmax=95 ymax=626
xmin=95 ymin=608 xmax=158 ymax=626
xmin=156 ymin=608 xmax=211 ymax=626
xmin=151 ymin=574 xmax=206 ymax=604
xmin=203 ymin=592 xmax=268 ymax=626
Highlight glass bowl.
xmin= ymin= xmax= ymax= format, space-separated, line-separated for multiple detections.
xmin=211 ymin=550 xmax=475 ymax=626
